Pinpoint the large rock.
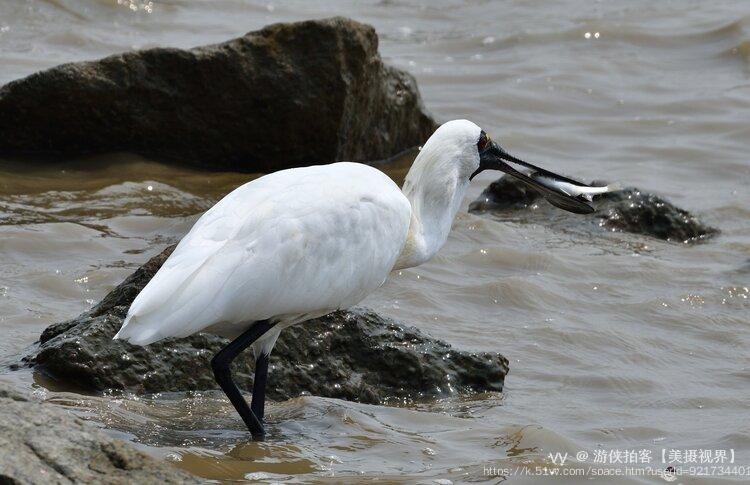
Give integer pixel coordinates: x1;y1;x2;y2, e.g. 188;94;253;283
469;176;717;243
0;386;198;484
20;245;508;404
0;17;437;171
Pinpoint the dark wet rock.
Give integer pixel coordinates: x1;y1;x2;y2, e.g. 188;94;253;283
469;176;542;211
595;189;718;243
469;176;717;243
22;245;508;404
0;386;198;484
0;17;436;171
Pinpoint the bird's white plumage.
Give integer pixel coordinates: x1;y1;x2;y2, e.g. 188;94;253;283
114;120;512;358
114;162;411;350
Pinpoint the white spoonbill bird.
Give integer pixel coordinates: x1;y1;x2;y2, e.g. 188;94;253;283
114;119;604;437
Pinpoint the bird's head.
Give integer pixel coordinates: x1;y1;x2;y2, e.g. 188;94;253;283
417;119;595;214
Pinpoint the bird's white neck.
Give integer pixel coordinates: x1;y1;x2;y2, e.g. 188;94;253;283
394;145;473;270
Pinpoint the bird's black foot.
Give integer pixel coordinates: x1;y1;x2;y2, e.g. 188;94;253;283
211;320;274;439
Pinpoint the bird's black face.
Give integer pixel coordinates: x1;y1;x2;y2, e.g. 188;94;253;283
470;130;595;214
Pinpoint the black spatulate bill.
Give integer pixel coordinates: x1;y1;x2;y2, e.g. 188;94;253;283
471;141;595;214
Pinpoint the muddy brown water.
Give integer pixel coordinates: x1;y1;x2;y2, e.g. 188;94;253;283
1;1;749;483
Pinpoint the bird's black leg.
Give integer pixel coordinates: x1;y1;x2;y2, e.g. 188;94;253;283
251;353;269;422
211;320;274;439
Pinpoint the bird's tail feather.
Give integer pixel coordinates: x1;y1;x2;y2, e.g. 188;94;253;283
113;316;163;346
112;243;242;347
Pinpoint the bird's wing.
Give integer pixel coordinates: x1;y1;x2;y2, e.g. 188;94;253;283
115;163;411;345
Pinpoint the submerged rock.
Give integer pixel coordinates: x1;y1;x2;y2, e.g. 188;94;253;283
22;245;508;404
0;17;436;171
596;189;718;242
469;176;717;243
0;385;198;484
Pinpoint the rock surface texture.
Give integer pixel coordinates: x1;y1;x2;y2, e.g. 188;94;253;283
22;245;509;404
0;17;437;171
0;386;198;484
469;176;717;243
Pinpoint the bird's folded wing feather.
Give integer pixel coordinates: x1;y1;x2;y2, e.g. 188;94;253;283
115;163;411;345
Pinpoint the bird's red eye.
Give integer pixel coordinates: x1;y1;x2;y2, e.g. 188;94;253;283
477;130;490;152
